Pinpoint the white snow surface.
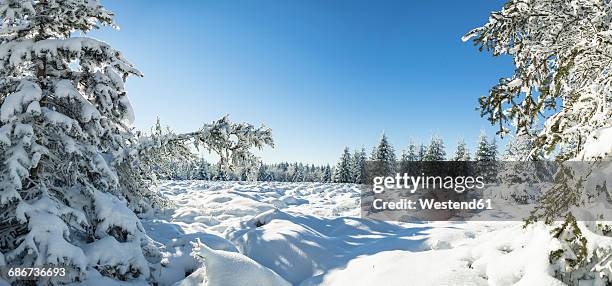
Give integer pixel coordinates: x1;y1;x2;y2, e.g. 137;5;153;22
132;181;567;286
192;242;291;286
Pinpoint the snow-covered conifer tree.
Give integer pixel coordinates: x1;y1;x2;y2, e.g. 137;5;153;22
286;163;297;182
0;1;274;283
292;163;305;182
450;138;472;178
257;164;271;181
417;143;427;162
302;164;312;182
0;1;151;282
321;165;332;183
474;131;498;182
399;142;419;175
422;136;446;176
195;158;211;180
332;147;353;183
277;162;289;182
399;150;410;173
308;164;320;182
403;142;419;162
487;136;498;161
424;136;446;161
351;148;366;184
370;133;396;176
465;0;612;281
453;138;471;161
475;131;491;161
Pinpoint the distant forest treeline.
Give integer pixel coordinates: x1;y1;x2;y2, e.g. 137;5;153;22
158;131;532;183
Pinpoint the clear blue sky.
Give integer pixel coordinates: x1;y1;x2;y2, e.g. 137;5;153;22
90;0;511;165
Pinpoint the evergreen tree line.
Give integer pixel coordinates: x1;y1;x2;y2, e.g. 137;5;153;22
331;132;502;183
160;159;335;183
161;131;528;185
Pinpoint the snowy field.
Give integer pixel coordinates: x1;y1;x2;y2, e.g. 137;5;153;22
118;181;568;286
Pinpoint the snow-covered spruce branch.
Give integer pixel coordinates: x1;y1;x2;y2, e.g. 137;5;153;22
118;115;274;172
165;115;273;168
463;0;612;161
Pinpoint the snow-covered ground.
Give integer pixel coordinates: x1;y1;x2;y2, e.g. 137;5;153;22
141;181;564;286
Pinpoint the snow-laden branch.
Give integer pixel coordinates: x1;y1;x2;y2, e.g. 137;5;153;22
119;115;274;171
463;0;612;161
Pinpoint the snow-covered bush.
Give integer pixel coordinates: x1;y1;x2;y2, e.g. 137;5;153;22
0;0;273;284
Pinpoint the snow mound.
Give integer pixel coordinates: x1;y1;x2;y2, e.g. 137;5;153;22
151;181;569;286
67;269;149;286
142;219;237;286
193;241;291;286
300;249;486;286
226;209;461;284
146;181;364;285
83;236;150;279
300;223;564;286
171;267;208;286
